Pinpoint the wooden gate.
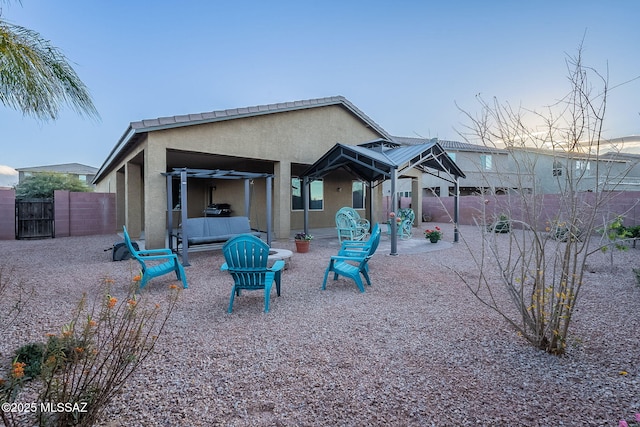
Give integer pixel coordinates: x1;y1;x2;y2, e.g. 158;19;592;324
15;198;55;239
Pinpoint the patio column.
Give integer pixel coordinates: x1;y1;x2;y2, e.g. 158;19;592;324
412;178;422;226
244;179;251;217
273;161;291;240
125;162;143;238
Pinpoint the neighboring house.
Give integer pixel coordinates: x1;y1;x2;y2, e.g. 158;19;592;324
93;96;397;249
16;163;97;186
595;151;640;191
508;146;640;194
390;136;640;201
388;137;534;197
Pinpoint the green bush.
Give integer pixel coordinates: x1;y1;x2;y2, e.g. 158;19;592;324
15;172;92;199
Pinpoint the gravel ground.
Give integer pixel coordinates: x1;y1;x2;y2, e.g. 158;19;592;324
1;223;639;426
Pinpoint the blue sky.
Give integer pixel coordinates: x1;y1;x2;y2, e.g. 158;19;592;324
1;1;639;185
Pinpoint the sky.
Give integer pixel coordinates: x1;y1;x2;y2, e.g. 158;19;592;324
1;0;639;186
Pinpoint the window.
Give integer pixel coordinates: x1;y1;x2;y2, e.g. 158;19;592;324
552;160;563;177
447;152;456;162
292;178;324;210
78;175;87;182
352;181;365;209
575;160;591;171
480;155;492;170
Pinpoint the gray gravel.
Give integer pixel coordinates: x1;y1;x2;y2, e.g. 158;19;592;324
1;223;639;426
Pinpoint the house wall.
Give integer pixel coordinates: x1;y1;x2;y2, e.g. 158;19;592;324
422;150;533;196
140;105;380;248
509;149;639;194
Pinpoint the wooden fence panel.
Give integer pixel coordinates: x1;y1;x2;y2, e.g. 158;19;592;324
15;198;55;239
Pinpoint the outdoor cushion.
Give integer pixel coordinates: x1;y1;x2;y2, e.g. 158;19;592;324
182;217;260;245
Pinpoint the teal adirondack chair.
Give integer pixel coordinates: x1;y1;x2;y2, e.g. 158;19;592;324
338;223;380;258
335;207;370;242
123;226;188;290
322;223;381;293
221;234;285;313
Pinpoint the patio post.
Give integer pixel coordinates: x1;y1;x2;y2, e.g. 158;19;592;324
454;177;460;243
266;175;272;245
390;168;398;256
180;169;190;266
166;174;173;251
244;178;250;217
303;176;309;235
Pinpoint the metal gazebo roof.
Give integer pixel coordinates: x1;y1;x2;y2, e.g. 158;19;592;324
302;139;465;182
301;139;465;254
163;168;274;180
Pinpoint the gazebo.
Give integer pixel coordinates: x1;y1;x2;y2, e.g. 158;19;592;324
301;138;466;255
163;168;274;265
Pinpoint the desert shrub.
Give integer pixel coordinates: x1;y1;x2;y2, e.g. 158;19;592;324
453;45;637;355
0;277;181;426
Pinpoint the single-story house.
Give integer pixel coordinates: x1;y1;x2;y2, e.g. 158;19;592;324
93;96;464;249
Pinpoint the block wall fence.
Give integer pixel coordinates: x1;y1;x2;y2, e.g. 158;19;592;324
421;191;640;230
0;189;116;240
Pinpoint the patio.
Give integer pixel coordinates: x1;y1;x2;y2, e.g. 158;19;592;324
0;223;638;426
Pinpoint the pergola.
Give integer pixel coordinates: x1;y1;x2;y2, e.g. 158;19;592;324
163;168;274;266
301;139;466;255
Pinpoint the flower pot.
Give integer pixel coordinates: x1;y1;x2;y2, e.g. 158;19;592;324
429;237;440;243
295;240;310;253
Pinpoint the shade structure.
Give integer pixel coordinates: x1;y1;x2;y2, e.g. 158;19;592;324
302;139;465;254
163;168;274;266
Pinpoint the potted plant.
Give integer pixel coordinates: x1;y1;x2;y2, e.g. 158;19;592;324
424;227;442;243
294;232;313;253
488;213;511;233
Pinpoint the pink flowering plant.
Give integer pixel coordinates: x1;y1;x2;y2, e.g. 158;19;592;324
424;226;442;241
619;413;640;427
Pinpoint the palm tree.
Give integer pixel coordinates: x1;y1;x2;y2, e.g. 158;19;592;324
0;2;99;120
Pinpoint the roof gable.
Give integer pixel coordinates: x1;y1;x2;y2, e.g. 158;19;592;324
302;139;466;183
94;96;390;183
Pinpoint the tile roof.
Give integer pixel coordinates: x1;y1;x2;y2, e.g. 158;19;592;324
129;96;390;138
392;136;503;153
95;96;391;183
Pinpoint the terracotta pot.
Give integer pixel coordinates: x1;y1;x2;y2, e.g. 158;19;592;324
295;239;310;253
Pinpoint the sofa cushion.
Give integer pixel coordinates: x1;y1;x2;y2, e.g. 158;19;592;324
182;217;260;245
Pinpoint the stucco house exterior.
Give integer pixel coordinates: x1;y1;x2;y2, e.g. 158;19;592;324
507;146;640;194
93;96;402;249
384;137;535;200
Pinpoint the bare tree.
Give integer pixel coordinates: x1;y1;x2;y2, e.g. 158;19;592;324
453;45;637;355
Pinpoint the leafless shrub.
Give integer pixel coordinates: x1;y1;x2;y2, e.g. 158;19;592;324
451;45;638;355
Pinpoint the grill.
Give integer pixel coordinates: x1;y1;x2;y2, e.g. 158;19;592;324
204;203;231;217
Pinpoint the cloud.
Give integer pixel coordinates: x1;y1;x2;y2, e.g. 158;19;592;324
0;165;18;187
